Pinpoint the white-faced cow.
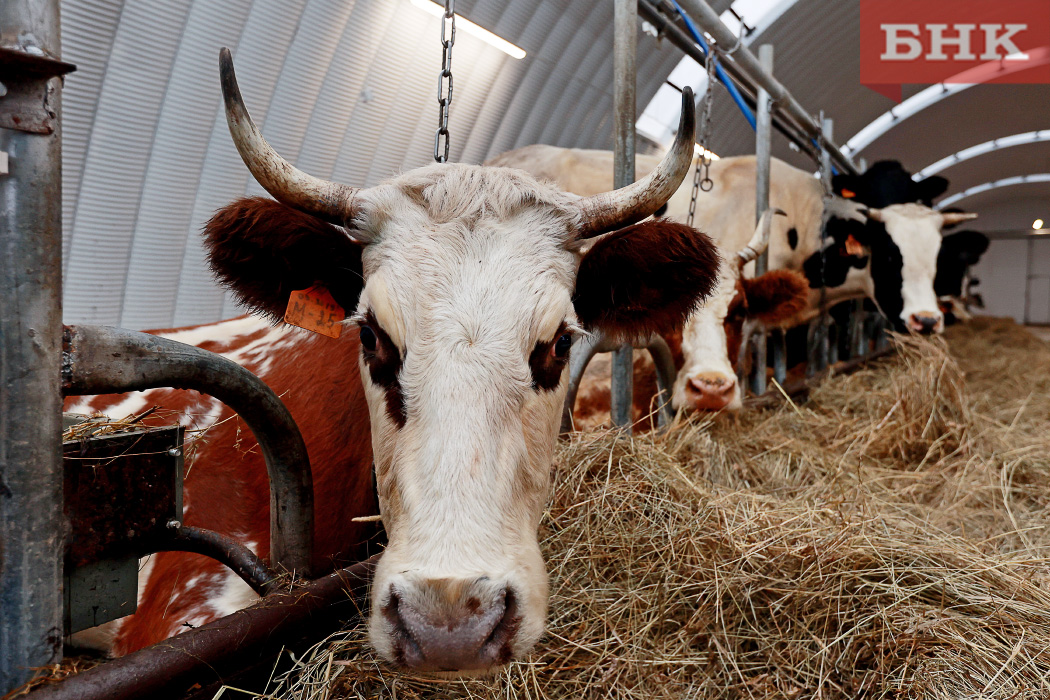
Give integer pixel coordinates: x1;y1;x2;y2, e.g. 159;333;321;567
66;50;720;674
487;147;976;412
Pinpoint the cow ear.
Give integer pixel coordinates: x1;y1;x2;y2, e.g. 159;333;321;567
204;197;365;321
914;175;949;205
573;220;721;341
741;270;809;325
941;230;990;266
832;173;861;199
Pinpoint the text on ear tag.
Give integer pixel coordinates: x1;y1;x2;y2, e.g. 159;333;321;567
284;285;345;338
844;234;865;257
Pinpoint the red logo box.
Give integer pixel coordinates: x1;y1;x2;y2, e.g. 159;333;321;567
860;0;1050;101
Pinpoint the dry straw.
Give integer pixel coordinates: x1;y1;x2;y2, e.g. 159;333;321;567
231;318;1050;699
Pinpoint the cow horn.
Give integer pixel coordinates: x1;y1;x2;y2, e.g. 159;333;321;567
864;207;884;222
737;208;787;268
219;48;361;227
942;211;978;225
574;88;696;239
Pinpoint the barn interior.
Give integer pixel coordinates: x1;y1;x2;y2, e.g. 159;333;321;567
3;0;1050;698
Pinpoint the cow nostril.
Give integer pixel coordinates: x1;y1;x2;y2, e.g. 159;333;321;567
909;314;941;335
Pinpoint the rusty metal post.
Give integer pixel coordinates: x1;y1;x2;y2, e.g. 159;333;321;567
610;0;637;433
61;325;314;576
748;44;774;396
0;0;66;691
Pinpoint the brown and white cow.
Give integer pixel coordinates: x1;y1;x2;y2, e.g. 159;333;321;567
487;146;975;411
67;50;720;674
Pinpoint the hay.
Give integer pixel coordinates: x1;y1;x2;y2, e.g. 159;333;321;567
229;317;1050;699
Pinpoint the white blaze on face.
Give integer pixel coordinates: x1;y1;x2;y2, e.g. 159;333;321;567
876;203;946;333
353;166;580;671
673;256;742;412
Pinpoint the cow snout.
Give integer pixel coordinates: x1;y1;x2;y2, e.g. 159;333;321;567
684;372;737;411
383;580;520;673
908;312;942;335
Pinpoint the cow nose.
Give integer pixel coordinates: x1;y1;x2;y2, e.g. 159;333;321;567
685;372;736;411
908;313;941;335
383;582;519;672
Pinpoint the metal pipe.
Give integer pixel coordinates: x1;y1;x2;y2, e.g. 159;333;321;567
771;328;787;385
673;0;859;175
849;299;866;358
0;0;65;691
159;525;277;597
561;333;604;435
643;336;677;428
60;324;314;576
611;0;637;433
748;43;773;397
637;0;822;163
25;557;377;700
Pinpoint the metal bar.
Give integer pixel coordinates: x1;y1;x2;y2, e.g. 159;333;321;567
771;328;787;385
673;0;859;176
643;336;677;428
560;332;605;434
0;0;65;691
808;117;834;376
744;345;896;411
60;325;314;576
611;0;637;432
159;525;277;598
849;298;866;358
748;43;773;397
24;557;377;700
637;0;822;164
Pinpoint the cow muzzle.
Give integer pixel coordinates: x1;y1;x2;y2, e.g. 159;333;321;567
908;312;943;335
377;576;523;674
684;372;738;411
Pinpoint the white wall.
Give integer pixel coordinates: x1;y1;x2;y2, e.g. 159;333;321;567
972;237;1050;324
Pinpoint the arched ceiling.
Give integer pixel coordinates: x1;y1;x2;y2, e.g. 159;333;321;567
57;0;1048;329
703;0;1050;229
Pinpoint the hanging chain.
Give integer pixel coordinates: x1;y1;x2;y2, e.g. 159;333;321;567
687;45;718;226
433;0;456;163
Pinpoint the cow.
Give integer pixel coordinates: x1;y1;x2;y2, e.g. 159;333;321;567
934;229;990;324
487;147;976;411
65;49;720;675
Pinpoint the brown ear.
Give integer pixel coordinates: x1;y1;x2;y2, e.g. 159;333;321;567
204;197;364;321
740;269;809;325
573;220;721;341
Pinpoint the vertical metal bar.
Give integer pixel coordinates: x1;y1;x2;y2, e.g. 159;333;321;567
611;0;637;432
0;0;64;690
748;44;773;396
809;116;833;376
849;298;866;358
771;328;787;384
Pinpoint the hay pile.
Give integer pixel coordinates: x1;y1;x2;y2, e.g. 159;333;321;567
234;317;1050;700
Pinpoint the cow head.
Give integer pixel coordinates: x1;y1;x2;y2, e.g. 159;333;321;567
673;210;809;412
832;160;949;208
205;49;719;674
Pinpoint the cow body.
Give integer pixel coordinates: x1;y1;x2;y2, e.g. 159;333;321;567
66;316;379;654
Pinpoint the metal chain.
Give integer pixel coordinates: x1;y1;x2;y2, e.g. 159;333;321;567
687;46;717;227
433;0;456;163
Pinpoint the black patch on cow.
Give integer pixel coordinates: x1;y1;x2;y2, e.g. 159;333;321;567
361;312;406;429
802;216;869;289
832;161;949;208
529;325;570;392
935;230;990;297
865;223;907;332
787;227;798;250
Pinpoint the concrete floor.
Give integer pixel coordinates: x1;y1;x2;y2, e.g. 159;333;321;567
1025;325;1050;343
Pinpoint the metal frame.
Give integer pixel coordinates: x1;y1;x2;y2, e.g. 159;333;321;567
60;324;315;576
0;0;68;690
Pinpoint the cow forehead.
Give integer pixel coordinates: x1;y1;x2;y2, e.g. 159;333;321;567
879;203;943;250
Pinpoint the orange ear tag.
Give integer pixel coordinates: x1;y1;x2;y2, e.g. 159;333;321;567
284;285;345;338
840;188;857;199
844;234;865;257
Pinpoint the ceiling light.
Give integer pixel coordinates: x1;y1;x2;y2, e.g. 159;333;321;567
410;0;526;59
1034;219;1044;230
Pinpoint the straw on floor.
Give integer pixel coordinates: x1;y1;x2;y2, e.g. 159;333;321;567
227;316;1050;700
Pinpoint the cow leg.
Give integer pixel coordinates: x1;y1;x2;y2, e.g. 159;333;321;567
642;336;676;429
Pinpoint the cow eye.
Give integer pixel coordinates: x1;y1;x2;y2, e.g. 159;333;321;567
551;333;572;359
359;325;378;352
